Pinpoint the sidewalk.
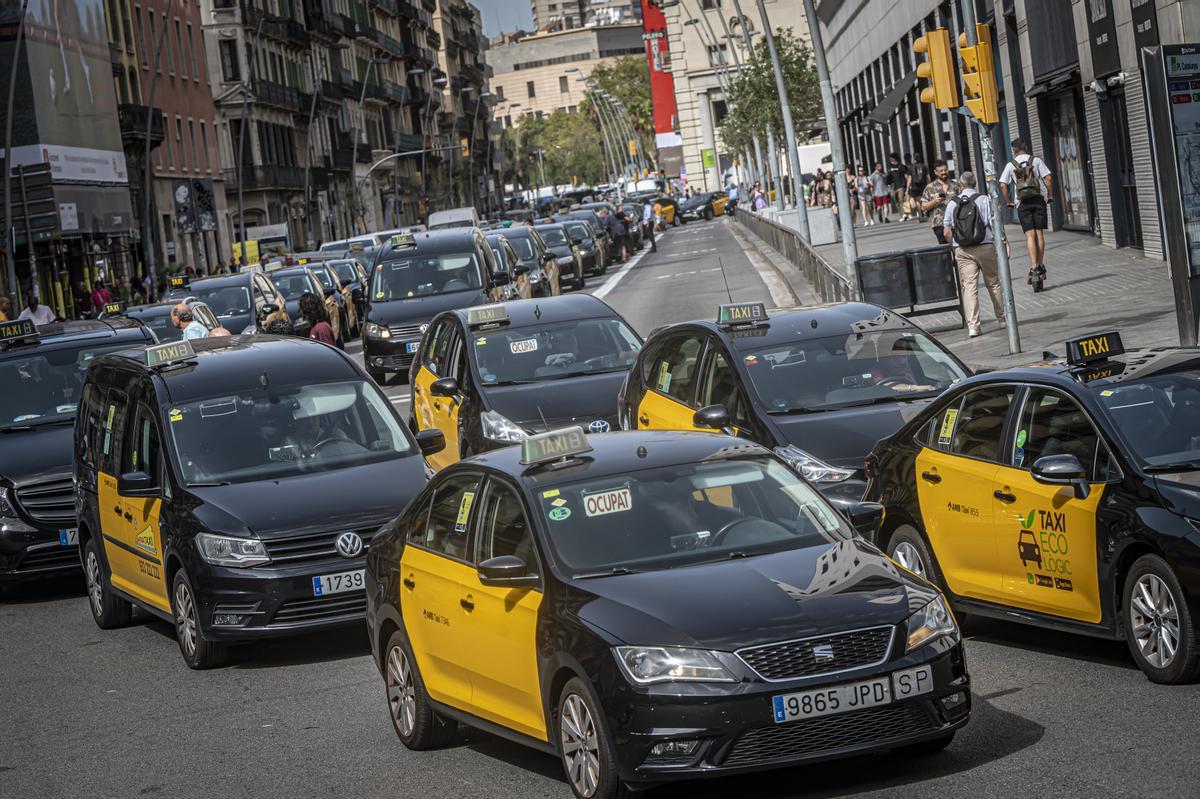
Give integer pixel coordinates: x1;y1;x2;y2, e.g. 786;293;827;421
735;213;1179;370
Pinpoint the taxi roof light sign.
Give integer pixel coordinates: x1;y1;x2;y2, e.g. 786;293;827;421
145;339;196;368
468;304;510;328
520;426;593;466
102;301;126;316
168;275;189;289
717;302;769;327
0;319;39;345
389;233;417;249
1066;331;1124;367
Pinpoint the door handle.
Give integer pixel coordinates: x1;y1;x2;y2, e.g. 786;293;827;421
112;505;122;515
638;415;649;427
123;512;133;522
402;577;415;590
460;596;475;611
433;401;441;411
920;470;941;484
413;385;421;394
993;489;1017;504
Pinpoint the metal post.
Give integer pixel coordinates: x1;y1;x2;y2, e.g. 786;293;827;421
467;93;491;210
350;58;387;233
2;0;29;302
729;0;773;192
594;93;626;187
605;97;638;186
586;87;621;187
802;0;858;293
959;3;1019;353
536;148;547;191
302;52;322;249
754;0;809;237
236;13;267;265
142;0;176;298
766;128;784;211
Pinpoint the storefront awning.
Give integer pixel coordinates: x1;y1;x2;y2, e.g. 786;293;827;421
865;72;917;131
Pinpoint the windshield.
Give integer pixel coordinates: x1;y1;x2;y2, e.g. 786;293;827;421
539;457;848;574
0;343;131;427
270;273;314;301
736;329;967;412
166;379;413;484
565;222;591;242
127;308;186;342
371;252;483;300
472;317;641;384
505;237;535;260
539;228;568;246
311;268;334;290
1092;371;1200;468
189;285;252;318
332;263;357;284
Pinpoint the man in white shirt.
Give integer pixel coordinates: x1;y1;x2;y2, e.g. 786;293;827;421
172;303;209;340
943;172;1006;338
998;138;1054;289
641;202;656;252
16;292;56;326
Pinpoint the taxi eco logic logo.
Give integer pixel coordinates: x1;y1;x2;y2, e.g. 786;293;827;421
1018;507;1074;592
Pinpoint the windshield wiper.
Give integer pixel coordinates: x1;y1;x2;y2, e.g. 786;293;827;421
573;566;641;579
765;406;830;416
187;481;231;487
485;378;538;386
543;368;625;380
0;415;75;432
1144;461;1200;473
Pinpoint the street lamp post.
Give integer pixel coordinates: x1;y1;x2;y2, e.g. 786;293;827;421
2;0;29;302
420;73;448;219
597;92;633;188
142;0;177;294
754;0;809;236
726;0;769;189
589;86;627;191
236;12;268;266
467;90;493;210
349;56;391;234
303;44;348;249
578;80;620;188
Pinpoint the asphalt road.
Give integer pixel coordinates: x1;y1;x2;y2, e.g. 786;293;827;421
4;219;1198;799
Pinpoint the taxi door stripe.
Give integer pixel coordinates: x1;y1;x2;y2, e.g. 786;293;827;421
101;533;162;566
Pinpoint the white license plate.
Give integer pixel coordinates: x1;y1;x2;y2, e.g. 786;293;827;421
406;342;420;354
771;664;933;724
311;569;365;596
59;528;78;547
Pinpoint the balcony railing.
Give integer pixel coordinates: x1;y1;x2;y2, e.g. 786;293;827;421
223;164;306;191
374;29;406;58
424;28;440;48
242;4;310;48
461;63;484;85
118;104;165;148
393;132;423;151
252;78;304;113
356;142;373;163
330;147;355;171
382;80;408;103
370;0;398;15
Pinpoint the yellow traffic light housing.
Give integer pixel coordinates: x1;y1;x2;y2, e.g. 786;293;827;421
460;137;470;157
913;29;958;109
958;24;999;124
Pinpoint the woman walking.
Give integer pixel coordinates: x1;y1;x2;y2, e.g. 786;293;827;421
299;292;336;346
856;167;873;226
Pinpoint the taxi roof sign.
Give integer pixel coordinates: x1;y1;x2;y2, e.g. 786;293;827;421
349;241;367;252
390;233;417;249
520;426;593;466
717;302;769;327
101;301;126;316
168;275;189;289
145;339;196;368
467;304;509;328
0;318;38;345
1066;331;1123;367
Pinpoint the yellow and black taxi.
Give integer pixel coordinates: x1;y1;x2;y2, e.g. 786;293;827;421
365;428;970;799
408;297;642;471
267;265;343;340
863;331;1200;684
363;230;510;384
117;299;222;342
165;272;290;336
558;218;607;277
678;191;729;222
0;318;154;587
618;302;970;507
75;335;443;667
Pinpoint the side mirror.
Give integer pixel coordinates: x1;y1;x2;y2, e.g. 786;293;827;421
415;428;445;457
477;555;539;588
323;287;335;298
693;403;731;431
430;376;459;397
262;303;280;317
845;501;885;541
117;471;157;497
540;252;556;265
491;270;511;287
513;263;531;277
1031;454;1091;499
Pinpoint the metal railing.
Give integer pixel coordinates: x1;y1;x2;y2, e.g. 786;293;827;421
734;211;854;303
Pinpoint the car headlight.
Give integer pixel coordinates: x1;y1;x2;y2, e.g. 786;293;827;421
774;445;855;483
480;410;528;443
905;595;959;652
365;322;391;339
241;323;257;335
0;486;35;533
195;532;270;568
614;646;737;685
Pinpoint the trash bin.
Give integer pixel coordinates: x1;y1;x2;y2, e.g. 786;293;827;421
855;251;911;309
909;244;958;304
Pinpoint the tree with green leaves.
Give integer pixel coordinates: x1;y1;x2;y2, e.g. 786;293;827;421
721;28;823;154
584;56;655;169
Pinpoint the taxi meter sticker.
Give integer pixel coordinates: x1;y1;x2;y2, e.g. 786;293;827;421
657;362;672;392
510;338;538;355
454;492;476;533
937;408;959;446
584;488;632;518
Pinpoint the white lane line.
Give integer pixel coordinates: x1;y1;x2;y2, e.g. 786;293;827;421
591;238;657;300
389;394;411;403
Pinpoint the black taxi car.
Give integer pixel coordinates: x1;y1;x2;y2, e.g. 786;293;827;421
409;297;642;471
119;299;222;341
864;331;1200;684
75;335;442;667
363;230;509;384
165;272;290;335
618;302;970;507
0;318;155;588
366;428;970;799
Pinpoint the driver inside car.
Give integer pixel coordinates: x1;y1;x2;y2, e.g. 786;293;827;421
283;386;368;460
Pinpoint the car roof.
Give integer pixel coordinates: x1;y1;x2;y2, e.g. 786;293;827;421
494;226;534;238
654;302;923;347
376;228;481;259
267;266;318;279
450;295;617;330
125;299;209;315
1;318;151;356
951;347;1200;392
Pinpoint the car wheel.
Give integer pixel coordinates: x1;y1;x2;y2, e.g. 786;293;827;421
385;630;458;749
172;567;228;669
576;273;586;291
886;525;946;589
704;209;713;221
557;676;639;799
83;538;131;629
1122;554;1200;684
892;732;955;756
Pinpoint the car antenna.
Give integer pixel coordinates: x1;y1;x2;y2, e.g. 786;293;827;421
718;256;733;303
537;405;549;431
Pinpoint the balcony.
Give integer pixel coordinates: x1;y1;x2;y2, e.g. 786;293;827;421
461;63;484;86
374;29;406;58
361;80;388;104
393;132;423;151
118;104;165;149
396;0;417;19
304;8;342;40
357;142;373;163
309;167;331;193
425;29;440;48
419;0;435;12
242;4;310;49
405;86;428;107
252;78;303;113
382;80;408;104
330;146;355;171
223;164;306;191
321;79;345;101
370;0;398;15
333;12;356;37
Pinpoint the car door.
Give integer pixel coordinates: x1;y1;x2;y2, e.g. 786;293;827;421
399;474;482;711
119;394;170;610
457;478;547;740
636;331;709;431
412;320;463;470
993;387;1111;623
694;343;753;439
913;385;1018;603
96;385;136;598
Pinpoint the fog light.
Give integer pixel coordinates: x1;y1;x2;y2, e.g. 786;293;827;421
213;614;247;626
372;357;384;366
649;740;698;756
939;691;966;710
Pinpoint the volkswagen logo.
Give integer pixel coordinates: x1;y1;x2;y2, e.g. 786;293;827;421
588;419;611;434
335;531;364;559
812;643;835;665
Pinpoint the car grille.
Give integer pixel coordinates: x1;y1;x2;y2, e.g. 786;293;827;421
388;323;424;337
14;547;79;572
272;593;367;624
15;478;76;525
260;525;381;565
720;703;936;768
737;626;894;681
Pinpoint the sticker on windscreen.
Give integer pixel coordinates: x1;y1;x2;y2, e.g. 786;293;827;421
584;487;632;517
937;408;959;446
657;362;672;392
454;491;475;533
548;507;571;521
510;338;538;354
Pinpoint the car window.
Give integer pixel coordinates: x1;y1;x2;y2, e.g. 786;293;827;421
423;319;454;376
123;405;161;484
931;386;1016;462
1015;388;1114;481
472;317;641;384
78;382;105;468
99;389;129;475
476;481;539;576
414;474;482;560
695;348;750;428
649;333;704;405
505;236;535;260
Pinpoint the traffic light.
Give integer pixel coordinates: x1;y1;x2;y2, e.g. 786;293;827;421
460;137;470;157
958;24;999;124
913;29;958;109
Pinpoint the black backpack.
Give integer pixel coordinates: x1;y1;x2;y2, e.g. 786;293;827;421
952;194;988;246
911;161;929;187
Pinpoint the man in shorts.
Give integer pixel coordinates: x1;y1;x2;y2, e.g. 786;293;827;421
999;138;1053;288
869;162;891;223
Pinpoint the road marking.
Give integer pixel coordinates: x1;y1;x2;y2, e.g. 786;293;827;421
591;237;658;300
726;222;800;307
389;394;411;403
655;267;722;280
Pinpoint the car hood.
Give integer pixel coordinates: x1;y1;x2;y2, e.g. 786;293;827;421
770;399;934;468
546;244;573;258
187;456;426;539
367;289;488;326
573;539;936;650
0;423;74;486
483;371;627;432
1151;475;1200;521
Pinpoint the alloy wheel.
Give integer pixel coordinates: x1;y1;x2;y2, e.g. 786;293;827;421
86;550;103;617
560;693;600;798
1130;574;1180;668
174;581;198;657
892;541;927;578
387;645;417;737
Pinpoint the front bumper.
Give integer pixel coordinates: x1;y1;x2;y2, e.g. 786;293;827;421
364;334;421;374
606;640;969;785
0;523;80;583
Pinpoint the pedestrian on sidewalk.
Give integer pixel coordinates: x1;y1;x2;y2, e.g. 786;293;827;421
869;162;890;224
919;160;959;243
642;201;657;252
999;138;1053;290
886;154;909;221
908;154;929;219
727;182;739;217
854;167;872;226
751;182;768;211
943;171;1006;338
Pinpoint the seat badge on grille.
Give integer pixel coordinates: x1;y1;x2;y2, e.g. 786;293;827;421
335;532;364;558
812;643;835;664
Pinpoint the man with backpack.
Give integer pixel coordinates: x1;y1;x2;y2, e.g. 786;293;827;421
943;171;1006;338
999;138;1054;291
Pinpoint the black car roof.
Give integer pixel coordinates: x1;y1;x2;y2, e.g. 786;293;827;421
657;302;922;348
949;347;1200;392
494;226;535;239
377;229;481;258
1;318;150;357
268;266;318;279
451;295;617;329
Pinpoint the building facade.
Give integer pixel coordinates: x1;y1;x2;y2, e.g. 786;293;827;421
433;0;496;210
530;0;640;32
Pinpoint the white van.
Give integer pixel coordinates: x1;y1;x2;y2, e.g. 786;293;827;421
427;207;481;230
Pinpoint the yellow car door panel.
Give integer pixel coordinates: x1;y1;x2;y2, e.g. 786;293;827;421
399;546;476;709
412;320;462;470
98;471;136;597
636;332;705;430
126;495;169;610
638;389;705;431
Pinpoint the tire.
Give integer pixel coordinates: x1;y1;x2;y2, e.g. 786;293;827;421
171;567;228;669
885;525;946;590
892;732;955;756
384;630;458;749
704;209;713;221
1122;554;1200;684
83;537;132;629
557;676;638;799
576;273;586;291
